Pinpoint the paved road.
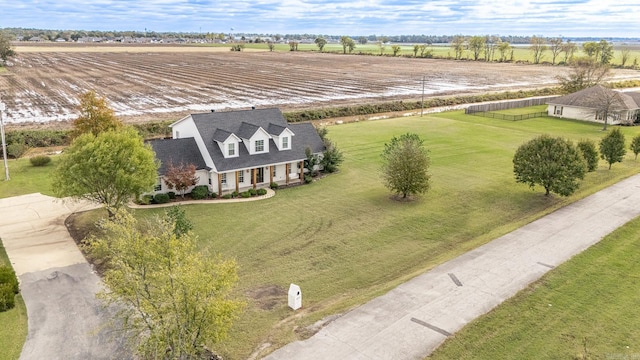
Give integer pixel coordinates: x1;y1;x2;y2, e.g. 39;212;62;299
265;173;640;360
0;193;127;359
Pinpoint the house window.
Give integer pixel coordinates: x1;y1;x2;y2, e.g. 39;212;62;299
282;137;289;149
255;139;264;152
238;171;244;183
554;106;563;115
154;183;162;192
228;143;235;156
221;173;227;184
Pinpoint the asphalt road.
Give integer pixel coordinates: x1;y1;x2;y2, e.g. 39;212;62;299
265;173;640;360
0;193;128;359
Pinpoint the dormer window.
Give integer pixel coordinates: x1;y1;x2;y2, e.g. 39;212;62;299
255;139;264;152
282;136;289;149
228;143;235;156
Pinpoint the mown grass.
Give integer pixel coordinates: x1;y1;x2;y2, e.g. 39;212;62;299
88;111;640;359
491;104;548;115
0;242;28;360
0;157;58;199
427;214;640;360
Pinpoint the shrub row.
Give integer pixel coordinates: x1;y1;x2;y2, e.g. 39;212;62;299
0;265;19;312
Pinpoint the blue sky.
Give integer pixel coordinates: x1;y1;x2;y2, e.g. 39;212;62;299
1;0;639;37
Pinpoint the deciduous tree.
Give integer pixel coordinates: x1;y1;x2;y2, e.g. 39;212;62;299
53;127;158;217
549;37;563;65
561;40;577;64
71;90;122;138
451;35;465;60
314;37;327;52
577;139;599;172
529;35;548;64
391;45;401;57
513;135;586;196
163;161;199;198
599;128;626;169
468;35;485;61
498;41;512;62
380;133;431;199
340;36;356;54
556;57;610;94
86;210;243;359
0;33;16;65
620;48;631;67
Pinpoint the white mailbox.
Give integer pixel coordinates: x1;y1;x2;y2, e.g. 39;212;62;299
288;283;302;310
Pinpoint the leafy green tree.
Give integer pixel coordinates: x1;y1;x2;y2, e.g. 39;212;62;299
165;205;193;238
0;33;16;65
380;133;431;199
317;128;343;173
513;135;586;196
71;90;122;138
620;48;631;67
497;41;511;62
53;128;158;217
391;45;401;56
597;39;614;64
561;40;578;63
631;135;640;160
468;35;485;61
413;44;420;57
340;36;356;54
529;35;548;64
577;139;599;172
582;41;599;59
451;35;465;60
599;128;626;169
314;37;327;52
87;211;243;359
377;41;386;55
358;36;368;45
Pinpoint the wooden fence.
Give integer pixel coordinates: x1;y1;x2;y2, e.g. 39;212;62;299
467;111;549;121
465;96;558;114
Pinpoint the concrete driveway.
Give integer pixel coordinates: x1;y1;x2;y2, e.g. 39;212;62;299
265;173;640;360
0;193;127;359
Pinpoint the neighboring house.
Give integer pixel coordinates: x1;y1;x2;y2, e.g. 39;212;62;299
148;108;325;196
547;85;640;125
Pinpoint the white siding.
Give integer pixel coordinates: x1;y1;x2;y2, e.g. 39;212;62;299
171;116;216;170
248;129;271;154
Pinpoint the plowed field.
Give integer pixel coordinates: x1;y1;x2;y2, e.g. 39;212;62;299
1;44;638;126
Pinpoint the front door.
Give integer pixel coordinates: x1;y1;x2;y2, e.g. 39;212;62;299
253;168;264;184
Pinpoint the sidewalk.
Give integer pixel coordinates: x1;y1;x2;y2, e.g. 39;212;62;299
265;173;640;360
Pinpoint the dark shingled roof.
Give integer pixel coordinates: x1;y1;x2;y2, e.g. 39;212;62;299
184;108;325;172
148;137;208;175
548;85;640;110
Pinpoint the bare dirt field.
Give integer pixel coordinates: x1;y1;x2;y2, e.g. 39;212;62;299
1;43;639;128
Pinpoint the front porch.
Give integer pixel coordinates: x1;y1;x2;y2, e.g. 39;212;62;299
214;161;305;196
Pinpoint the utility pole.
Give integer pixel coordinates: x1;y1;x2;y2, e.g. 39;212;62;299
420;76;426;117
0;101;9;181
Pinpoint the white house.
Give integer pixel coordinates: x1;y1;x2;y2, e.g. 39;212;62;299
547;85;640;125
148;108;325;196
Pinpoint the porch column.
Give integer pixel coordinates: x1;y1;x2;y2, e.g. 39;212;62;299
269;165;274;184
235;171;239;193
217;173;222;197
285;163;290;185
299;161;304;181
252;168;257;189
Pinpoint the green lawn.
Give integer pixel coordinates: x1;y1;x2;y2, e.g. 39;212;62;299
428;214;640;359
491;104;548;115
109;111;640;358
0;242;27;360
0;157;58;199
